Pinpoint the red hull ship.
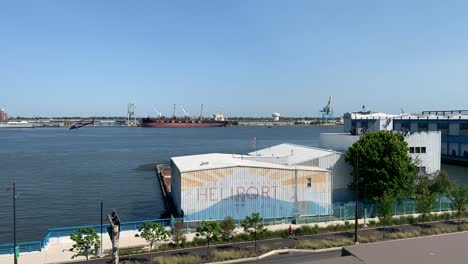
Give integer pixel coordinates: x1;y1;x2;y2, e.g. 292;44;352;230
142;105;236;128
141;117;228;128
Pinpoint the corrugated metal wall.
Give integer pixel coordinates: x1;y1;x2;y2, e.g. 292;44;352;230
175;166;332;221
298;154;353;202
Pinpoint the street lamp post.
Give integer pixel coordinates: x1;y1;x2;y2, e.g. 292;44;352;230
7;183;19;264
354;156;359;244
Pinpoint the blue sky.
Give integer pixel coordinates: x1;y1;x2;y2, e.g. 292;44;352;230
1;1;468;117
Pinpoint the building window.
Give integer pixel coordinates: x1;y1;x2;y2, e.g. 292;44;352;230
460;123;468;130
418;166;426;174
409;147;415;153
306;178;312;188
421;147;426;153
418;122;428;132
401;121;410;131
416;147;421;153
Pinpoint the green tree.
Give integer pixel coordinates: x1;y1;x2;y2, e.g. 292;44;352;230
220;217;236;242
172;221;186;247
135;222;168;260
196;221;221;255
70;227;100;262
415;187;436;233
378;191;395;237
429;171;452;195
345;131;417;201
241;212;266;253
449;184;468;229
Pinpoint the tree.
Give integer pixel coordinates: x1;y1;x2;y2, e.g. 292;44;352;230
378;191;395;237
429;170;452;195
415;187;436;233
135;222;168;261
196;221;221;256
220;217;236;242
449;184;468;230
345;131;417;202
241;212;266;253
70;227;100;262
172;221;186;247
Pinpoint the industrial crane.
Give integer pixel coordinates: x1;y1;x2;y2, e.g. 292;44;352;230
180;106;190;118
320;96;334;123
151;104;162;117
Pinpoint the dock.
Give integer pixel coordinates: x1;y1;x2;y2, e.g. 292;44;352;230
155;164;178;217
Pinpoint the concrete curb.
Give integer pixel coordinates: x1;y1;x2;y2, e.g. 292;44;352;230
207;247;342;264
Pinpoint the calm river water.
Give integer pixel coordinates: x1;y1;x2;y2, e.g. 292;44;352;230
0;126;466;243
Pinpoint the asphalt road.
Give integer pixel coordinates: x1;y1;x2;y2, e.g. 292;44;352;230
73;219;465;264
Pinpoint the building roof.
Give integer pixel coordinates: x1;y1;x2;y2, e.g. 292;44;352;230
171;153;330;173
341;232;468;264
248;143;341;165
345;112;397;119
393;113;468;120
346;111;468;121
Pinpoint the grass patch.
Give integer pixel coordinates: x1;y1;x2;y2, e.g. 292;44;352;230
260;245;273;253
295;238;353;250
358;235;380;243
153;254;202;264
210;250;254;262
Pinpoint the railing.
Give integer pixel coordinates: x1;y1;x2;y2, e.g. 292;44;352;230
0;218;171;255
0;241;42;255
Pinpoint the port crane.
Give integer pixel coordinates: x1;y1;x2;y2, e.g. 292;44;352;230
151;104;162;118
320;96;334;123
180;106;190;118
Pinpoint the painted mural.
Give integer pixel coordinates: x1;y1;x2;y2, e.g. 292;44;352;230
181;167;332;221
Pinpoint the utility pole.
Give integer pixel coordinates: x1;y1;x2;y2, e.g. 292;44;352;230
354;154;359;244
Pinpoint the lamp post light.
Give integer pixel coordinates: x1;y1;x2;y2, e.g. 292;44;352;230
354;155;359;244
7;183;20;264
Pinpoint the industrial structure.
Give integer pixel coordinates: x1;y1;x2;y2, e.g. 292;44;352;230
0;107;8;122
170;153;332;221
272;113;280;122
127;102;136;126
320;96;334;123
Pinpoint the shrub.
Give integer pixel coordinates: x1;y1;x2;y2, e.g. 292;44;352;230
407;215;416;224
154;254;202;264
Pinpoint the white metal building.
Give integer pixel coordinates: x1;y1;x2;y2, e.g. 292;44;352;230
322;112;442;174
248;143;352;201
171;153;332;221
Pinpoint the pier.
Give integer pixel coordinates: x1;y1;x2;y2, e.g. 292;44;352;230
155;164;177;217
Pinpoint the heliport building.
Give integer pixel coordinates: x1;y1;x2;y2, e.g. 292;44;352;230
171;153;332;221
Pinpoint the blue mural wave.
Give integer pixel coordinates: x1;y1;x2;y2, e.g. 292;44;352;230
184;195;328;221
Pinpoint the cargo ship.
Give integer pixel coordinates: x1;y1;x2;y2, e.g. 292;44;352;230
141;104;235;128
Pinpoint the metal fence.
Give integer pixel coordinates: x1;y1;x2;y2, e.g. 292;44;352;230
329;196;453;221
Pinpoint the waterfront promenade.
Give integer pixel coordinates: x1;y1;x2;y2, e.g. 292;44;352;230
0;213;463;264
